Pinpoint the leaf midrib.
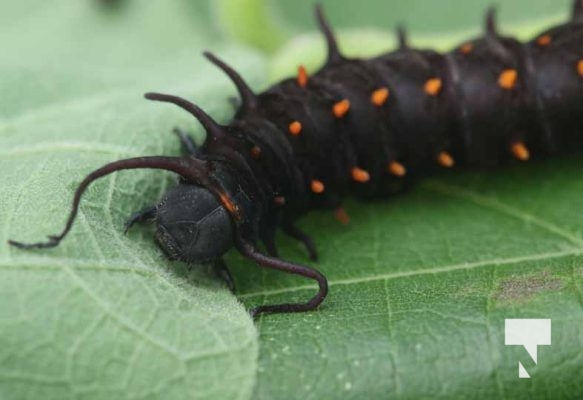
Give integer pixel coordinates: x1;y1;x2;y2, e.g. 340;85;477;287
423;181;583;246
239;248;583;299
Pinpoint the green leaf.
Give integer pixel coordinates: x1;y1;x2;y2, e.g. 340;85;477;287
265;0;569;35
236;160;583;399
0;1;265;399
215;0;286;53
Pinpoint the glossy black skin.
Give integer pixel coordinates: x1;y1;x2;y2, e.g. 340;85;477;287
10;2;583;317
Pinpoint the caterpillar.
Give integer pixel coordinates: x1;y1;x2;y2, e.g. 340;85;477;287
9;2;583;317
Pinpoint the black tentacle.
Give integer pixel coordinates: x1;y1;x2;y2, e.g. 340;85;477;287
236;234;328;317
573;0;583;22
396;25;408;49
144;92;227;143
9;156;208;249
204;51;258;113
484;6;498;37
314;4;343;65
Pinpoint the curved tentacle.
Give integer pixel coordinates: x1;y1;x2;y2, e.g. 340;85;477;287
144;92;227;143
8;156;208;249
204;51;257;113
235;234;328;317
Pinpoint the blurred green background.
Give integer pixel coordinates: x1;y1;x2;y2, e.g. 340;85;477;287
1;1;581;400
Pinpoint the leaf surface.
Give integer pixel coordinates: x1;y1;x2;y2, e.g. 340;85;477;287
0;1;265;399
236;160;583;399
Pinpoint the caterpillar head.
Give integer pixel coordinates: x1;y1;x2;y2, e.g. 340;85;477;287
154;183;233;263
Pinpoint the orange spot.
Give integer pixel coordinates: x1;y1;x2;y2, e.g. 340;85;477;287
577;60;583;77
332;99;351;118
249;145;261;159
537;35;552;46
424;78;442;96
288;121;302;136
274;196;286;206
371;87;390;106
511;141;530;161
297;65;308;88
311;180;325;194
218;192;238;215
498;69;518;90
460;43;473;54
334;207;350;225
351;167;370;183
437;151;455;168
387;161;406;177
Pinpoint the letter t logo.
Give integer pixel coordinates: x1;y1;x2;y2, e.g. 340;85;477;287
505;319;551;378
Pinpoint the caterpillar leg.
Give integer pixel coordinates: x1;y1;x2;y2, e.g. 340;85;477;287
283;224;318;261
213;258;236;293
228;96;240;111
172;127;200;156
260;225;280;258
123;205;157;233
236;236;328;318
262;236;279;258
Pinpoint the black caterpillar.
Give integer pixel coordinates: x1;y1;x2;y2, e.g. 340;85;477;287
9;2;583;317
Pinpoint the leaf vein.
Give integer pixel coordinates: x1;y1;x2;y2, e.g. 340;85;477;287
60;264;182;358
239;248;583;299
423;180;583;246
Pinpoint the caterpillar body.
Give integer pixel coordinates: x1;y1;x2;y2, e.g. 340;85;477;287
10;2;583;317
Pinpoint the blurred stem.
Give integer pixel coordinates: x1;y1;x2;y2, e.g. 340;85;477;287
215;0;286;53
